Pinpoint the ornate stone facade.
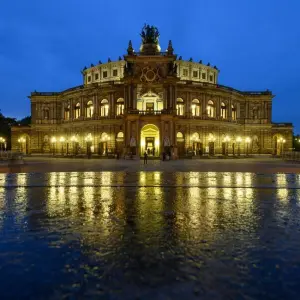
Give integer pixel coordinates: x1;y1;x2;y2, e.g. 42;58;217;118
12;26;293;157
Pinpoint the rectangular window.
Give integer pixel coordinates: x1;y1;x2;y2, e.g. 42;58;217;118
87;76;91;82
103;71;108;78
183;69;188;77
95;73;99;80
113;69;118;76
209;75;213;82
193;71;198;78
202;73;206;80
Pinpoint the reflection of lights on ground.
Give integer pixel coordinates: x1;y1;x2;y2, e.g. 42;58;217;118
84;172;94;186
277;188;288;201
101;172;112;185
189;172;199;185
50;173;57;186
244;173;252;186
276;174;287;186
235;173;243;185
139;172;146;185
222;172;232;186
58;172;66;186
70;172;78;186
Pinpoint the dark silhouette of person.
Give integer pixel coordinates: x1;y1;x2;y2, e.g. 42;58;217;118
147;148;150;156
144;151;148;164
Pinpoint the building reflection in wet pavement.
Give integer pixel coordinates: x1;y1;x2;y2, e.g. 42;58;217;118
0;172;300;299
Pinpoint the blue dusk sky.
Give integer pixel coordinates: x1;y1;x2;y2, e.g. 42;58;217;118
1;0;299;131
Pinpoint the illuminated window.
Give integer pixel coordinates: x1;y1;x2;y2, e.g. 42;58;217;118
75;103;81;119
176;132;184;141
232;105;237;120
193;71;198;78
191;99;201;116
220;102;227;119
116;98;124;116
100;99;109;116
103;71;108;78
64;105;70;120
207;100;215;118
116;132;124;141
202;73;206;79
176;98;184;116
183;69;188;76
113;69;118;76
86;101;94;118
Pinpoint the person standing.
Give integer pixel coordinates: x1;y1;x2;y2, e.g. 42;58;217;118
144;151;148;164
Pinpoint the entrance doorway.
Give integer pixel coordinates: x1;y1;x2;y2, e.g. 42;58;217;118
140;124;160;157
145;137;155;156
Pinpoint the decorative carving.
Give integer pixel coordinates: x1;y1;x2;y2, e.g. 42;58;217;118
140;66;161;83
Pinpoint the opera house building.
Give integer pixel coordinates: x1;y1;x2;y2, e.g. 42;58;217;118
12;25;293;158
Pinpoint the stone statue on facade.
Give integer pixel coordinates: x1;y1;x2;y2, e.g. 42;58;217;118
140;24;160;44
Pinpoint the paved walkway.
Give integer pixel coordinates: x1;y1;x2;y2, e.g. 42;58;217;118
0;156;300;173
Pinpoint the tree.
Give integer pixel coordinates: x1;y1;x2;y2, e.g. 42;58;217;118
17;116;31;125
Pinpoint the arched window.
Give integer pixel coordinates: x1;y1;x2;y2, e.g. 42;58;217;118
116;98;124;116
207;100;215;118
220;102;227;119
100;99;109;117
64;105;70;120
86;101;94;118
101;132;109;141
176;98;184;116
191;132;200;141
232;105;237;121
176;132;184;141
43;108;49;119
191;99;201;117
74;103;81;119
116;132;124;141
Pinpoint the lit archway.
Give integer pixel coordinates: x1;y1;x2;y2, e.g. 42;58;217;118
140;124;160;156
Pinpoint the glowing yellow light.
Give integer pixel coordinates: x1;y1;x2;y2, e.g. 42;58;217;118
70;135;77;142
51;137;57;143
85;134;92;142
236;136;242;143
155;140;159;147
59;136;65;142
245;137;251;143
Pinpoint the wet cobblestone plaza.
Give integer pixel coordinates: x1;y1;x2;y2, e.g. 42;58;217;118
1;171;300;299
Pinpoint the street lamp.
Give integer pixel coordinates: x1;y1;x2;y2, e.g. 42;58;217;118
85;134;93;158
51;137;57;156
245;137;251;156
59;136;65;156
236;136;242;156
18;137;26;153
0;137;6;151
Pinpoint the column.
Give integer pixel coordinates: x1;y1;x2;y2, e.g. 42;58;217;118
132;85;136;110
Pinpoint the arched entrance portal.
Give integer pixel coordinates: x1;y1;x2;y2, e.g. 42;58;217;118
140;124;160;157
